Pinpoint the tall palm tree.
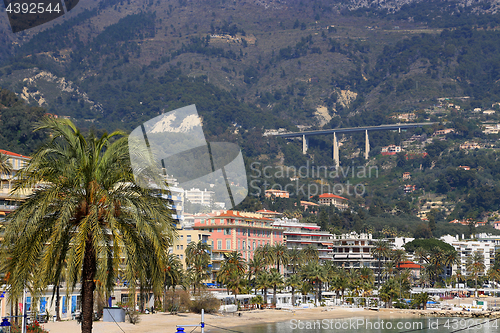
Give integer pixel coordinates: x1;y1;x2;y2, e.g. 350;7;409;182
371;239;390;288
255;270;272;306
286;273;302;306
288;247;304;274
255;244;276;268
2;118;176;333
217;251;247;305
444;249;460;278
0;153;12;174
429;247;446;286
164;253;182;312
466;251;485;298
268;268;283;305
273;243;289;274
302;261;327;305
185;240;211;294
414;247;428;286
248;256;265;294
303;244;319;262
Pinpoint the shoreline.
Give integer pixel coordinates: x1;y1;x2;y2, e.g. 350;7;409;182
40;298;500;333
41;307;423;333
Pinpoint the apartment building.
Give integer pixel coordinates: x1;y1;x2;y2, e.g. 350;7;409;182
331;232;377;270
192;210;284;280
318;193;348;210
273;217;333;261
171;228;211;270
441;235;496;276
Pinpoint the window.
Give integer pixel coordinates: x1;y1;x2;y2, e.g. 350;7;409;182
218;228;222;233
252;241;255;250
226;239;231;250
217;239;222;250
224;229;231;235
180;245;183;250
187;235;191;243
180;254;183;260
243;241;246;250
180;235;184;240
238;239;241;250
176;245;180;250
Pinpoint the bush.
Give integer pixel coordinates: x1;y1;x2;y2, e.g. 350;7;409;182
189;292;220;314
164;289;192;313
10;321;49;333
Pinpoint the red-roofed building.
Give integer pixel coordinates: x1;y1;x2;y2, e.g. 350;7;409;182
398;261;423;279
0;149;31;216
494;221;500;230
265;189;290;198
318;193;348;210
300;200;319;210
193;210;284;281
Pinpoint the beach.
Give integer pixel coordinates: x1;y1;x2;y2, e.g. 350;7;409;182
41;307;421;333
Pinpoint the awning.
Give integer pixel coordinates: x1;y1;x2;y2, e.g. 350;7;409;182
0;212;5;216
334;254;347;259
349;254;362;258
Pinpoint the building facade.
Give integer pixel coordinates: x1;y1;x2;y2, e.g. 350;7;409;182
273;218;333;261
192;210;284;280
318;193;348;210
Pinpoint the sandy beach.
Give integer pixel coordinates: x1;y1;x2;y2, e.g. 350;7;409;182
40;307;421;333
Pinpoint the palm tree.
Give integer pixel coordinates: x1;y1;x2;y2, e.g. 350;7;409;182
444;249;460;278
288;247;304;274
248;256;265;294
164;254;182;312
2;118;176;333
273;243;289;274
303;244;319;262
414;247;428;286
268;268;283;305
286;273;302;306
255;244;276;268
185;240;211;294
255;271;272;306
429;247;446;286
466;251;485;298
217;251;247;306
0;153;12;174
331;270;349;304
379;278;398;308
371;239;390;288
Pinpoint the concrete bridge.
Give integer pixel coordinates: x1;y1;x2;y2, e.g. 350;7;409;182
272;123;437;167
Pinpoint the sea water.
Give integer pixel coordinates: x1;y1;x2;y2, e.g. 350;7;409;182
207;316;499;333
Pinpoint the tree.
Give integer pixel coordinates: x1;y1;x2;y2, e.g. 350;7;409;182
379;278;398;308
303;244;319;262
268;268;283;305
466;251;485;298
255;271;272;305
217;251;247;307
2;118;176;333
288;247;304;274
286;273;302;306
272;243;289;273
0;153;12;174
371;239;390;287
185;240;211;294
255;244;276;268
164;254;183;312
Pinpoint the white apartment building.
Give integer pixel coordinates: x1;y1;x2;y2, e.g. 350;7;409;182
440;234;496;276
185;188;215;206
273;218;333;261
331;232;377;270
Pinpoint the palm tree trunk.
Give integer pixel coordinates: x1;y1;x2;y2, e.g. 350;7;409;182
263;289;267;305
273;285;277;305
81;237;96;333
56;285;61;321
291;287;295;306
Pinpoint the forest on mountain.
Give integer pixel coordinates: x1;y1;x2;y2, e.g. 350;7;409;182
2;0;500;237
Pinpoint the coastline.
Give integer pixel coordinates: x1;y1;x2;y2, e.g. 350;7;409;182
42;307;422;333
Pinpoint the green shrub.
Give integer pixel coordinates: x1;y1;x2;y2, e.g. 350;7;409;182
189;292;220;314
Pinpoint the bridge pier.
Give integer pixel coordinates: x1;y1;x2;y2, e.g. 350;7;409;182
302;135;309;155
333;132;339;168
365;130;370;160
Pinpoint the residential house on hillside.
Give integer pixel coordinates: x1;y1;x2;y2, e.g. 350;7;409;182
381;145;401;155
318;193;348;210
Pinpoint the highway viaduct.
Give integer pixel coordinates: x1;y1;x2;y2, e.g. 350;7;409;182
271;123;437;168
